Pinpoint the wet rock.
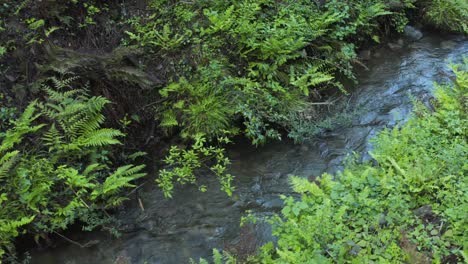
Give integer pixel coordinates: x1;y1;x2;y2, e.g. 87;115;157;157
350;245;362;257
361;152;374;163
359;111;379;125
378;214;388;227
397;38;405;46
373;47;386;58
359;49;372;61
264;172;282;181
114;253;132;264
141;219;159;233
388;42;403;51
215;227;226;236
251;183;262;193
233;200;248;209
403;25;423;41
261;198;284;210
440;40;457;50
195;203;205;211
300;144;309;152
414;205;433;218
420;93;436;112
319;141;329;157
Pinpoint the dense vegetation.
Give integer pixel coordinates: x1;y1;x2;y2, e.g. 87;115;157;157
0;74;146;260
0;0;467;262
253;60;468;263
198;59;467;264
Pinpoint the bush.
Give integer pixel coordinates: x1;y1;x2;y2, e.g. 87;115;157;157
125;0;420;195
424;0;468;33
0;74;146;260
255;60;467;263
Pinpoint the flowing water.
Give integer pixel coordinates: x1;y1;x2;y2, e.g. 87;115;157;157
30;32;467;264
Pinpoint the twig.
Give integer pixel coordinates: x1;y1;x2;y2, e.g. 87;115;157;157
54;231;99;248
309;101;334;105
138;198;145;212
126;182;146;197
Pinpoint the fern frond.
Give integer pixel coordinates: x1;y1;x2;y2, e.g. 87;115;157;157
78;128;124;147
0;151;19;179
48;76;79;91
289;176;324;196
82;163;106;176
90;164;146;200
43;84;82;102
0;102;44;153
86;96;109;113
42;125;64;150
127;151;147;161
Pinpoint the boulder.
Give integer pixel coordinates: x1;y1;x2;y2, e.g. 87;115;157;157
403;25;423;41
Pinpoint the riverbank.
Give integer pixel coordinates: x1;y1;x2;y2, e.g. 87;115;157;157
27;32;467;264
1;1;467;262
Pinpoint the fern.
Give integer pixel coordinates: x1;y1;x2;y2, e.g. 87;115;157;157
78;128;123;147
0;73;147;258
0;151;19;180
39;78;123;154
0;102;44;153
91;164;146;206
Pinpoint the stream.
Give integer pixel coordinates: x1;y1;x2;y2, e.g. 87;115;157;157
30;32;467;264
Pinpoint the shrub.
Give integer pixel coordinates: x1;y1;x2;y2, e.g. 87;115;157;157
255;60;467;263
127;0;417;195
0;75;146;259
424;0;468;33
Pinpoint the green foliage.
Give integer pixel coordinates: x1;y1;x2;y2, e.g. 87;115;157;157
255;60;468;263
424;0;468;33
0;75;146;260
159;76;235;139
157;134;234;198
0;46;6;58
0;94;17;136
122;0;456;198
126;0;408;147
287;104;361;143
190;249;237;264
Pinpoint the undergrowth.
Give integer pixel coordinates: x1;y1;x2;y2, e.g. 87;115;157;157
242;60;467;263
0;74;145;260
0;1;467;261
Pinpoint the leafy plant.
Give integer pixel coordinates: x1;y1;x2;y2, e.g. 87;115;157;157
254;60;468;263
157;134;234;198
424;0;468;33
0;74;146;259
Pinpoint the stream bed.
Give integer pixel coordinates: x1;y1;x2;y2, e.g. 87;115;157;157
30;32;467;264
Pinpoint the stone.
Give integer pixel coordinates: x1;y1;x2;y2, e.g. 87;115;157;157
350;245;362;256
373;47;386;58
414;205;433;218
378;214;387;227
403;25;423;41
440;40;457;50
251;183;261;193
388;42;403;51
261;198;284;209
114;254;132;264
358;49;372;60
299;144;309;152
